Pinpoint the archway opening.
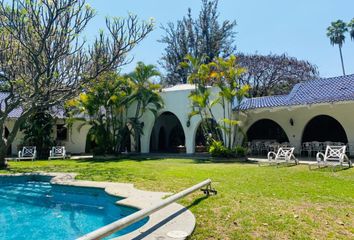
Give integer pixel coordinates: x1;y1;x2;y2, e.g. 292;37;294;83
195;119;222;153
150;112;186;153
302;115;348;143
246;119;289;143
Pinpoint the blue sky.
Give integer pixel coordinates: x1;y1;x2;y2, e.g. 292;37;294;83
85;0;354;78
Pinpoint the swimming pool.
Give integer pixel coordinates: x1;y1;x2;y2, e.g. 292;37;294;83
0;177;147;240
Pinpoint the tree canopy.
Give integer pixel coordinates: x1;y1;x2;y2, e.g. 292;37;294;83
159;0;237;85
327;20;348;75
237;53;319;97
0;0;154;167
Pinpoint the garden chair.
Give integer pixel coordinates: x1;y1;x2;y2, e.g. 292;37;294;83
265;147;298;165
17;146;36;161
49;146;67;160
310;145;352;169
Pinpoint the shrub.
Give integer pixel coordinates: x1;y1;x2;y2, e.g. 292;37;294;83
209;140;228;157
234;145;247;157
209;140;247;158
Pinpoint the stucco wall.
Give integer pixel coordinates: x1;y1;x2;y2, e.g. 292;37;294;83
239;101;354;155
134;85;228;154
4;119;91;156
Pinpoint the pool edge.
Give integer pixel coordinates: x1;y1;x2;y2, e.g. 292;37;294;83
0;172;196;240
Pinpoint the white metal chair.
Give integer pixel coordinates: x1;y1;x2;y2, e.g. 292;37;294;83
17;146;36;161
49;146;67;160
267;147;298;165
313;145;352;169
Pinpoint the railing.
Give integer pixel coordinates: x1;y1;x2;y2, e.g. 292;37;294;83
77;179;214;240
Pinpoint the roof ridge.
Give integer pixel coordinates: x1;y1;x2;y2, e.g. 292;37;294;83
238;74;354;110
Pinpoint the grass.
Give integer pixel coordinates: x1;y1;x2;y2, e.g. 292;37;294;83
1;158;354;239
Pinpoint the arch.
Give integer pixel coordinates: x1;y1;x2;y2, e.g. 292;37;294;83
194;118;222;152
149;111;186;153
158;127;166;150
246;119;289;143
302;115;348;143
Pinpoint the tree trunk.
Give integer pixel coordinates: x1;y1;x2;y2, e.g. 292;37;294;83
339;45;346;76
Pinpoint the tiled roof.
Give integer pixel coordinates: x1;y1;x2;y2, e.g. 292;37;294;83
0;92;65;118
238;74;354;110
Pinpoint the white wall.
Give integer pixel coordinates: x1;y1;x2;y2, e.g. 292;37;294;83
4;119;91;156
136;85;227;154
239;101;354;155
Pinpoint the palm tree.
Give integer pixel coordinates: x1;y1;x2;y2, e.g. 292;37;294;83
348;18;354;41
127;62;163;152
327;20;348;76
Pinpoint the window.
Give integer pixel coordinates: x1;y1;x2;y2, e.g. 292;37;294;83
56;124;68;141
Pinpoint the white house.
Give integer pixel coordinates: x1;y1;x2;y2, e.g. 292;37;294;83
3;74;354;156
1;98;91;156
238;74;354;155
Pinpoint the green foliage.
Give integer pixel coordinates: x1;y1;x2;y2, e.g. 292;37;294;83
0;0;154;167
348;18;354;40
126;62;163;152
67;72;132;154
20;109;54;158
209;140;247;158
3;159;354;239
185;55;249;151
234;145;246;157
209;140;228;157
67;63;163;154
327;20;348;47
327;19;348;75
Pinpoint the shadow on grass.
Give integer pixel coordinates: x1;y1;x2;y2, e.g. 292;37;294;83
309;165;352;172
76;156;165;164
185;195;209;208
66;154;257;165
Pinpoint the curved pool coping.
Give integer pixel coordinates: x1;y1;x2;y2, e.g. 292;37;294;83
0;172;196;240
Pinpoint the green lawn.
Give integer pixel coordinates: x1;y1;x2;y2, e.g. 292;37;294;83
1;158;354;239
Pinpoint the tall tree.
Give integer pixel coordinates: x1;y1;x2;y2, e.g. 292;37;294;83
66;72;132;154
185;55;249;149
327;20;348;76
127;62;163;152
20;108;54;159
0;0;153;168
237;53;319;97
348;18;354;41
160;0;237;85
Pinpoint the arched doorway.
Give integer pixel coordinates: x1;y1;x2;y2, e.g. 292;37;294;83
150;112;186;153
246;119;289;143
158;127;166;151
195;119;222;152
302;115;348;143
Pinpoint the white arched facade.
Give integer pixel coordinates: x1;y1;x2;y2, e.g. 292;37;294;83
239;101;354;155
135;85;227;154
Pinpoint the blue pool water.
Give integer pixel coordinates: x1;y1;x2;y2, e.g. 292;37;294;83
0;179;147;240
